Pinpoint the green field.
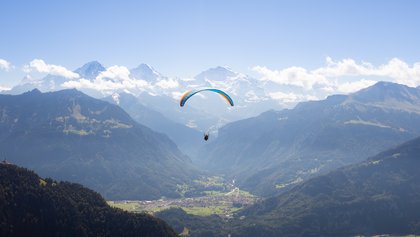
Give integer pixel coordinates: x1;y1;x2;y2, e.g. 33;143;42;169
108;202;242;216
107;201;140;212
182;205;241;216
108;187;258;217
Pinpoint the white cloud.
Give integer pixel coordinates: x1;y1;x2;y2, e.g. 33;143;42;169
314;57;420;87
97;65;131;82
245;90;264;102
111;93;120;105
205;78;232;91
253;65;328;90
171;91;184;100
0;59;11;71
374;58;420;87
186;84;201;89
62;78;95;89
155;78;179;89
20;57;420;109
62;65;151;93
0;85;11;91
313;57;374;77
253;57;420;91
20;74;43;85
180;77;195;82
24;59;79;79
333;79;377;94
268;91;317;103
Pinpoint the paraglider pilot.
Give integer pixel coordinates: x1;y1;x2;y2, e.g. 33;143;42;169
180;88;234;142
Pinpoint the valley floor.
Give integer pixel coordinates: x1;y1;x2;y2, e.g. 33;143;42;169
108;187;259;217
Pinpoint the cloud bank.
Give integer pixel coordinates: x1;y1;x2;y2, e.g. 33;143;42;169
253;57;420;94
0;85;11;91
13;57;420;107
0;59;11;71
62;65;151;93
24;59;79;79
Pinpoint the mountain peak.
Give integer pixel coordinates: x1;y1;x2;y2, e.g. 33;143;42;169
195;66;237;81
202;66;235;74
350;81;420;104
133;63;154;71
130;63;162;81
22;88;42;95
52;88;85;97
74;61;106;79
214;65;233;71
355;81;408;93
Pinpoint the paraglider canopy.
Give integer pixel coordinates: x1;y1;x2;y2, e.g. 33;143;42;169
180;88;233;142
180;88;234;107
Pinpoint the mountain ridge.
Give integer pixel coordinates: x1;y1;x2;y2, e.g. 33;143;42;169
102;92;203;157
233;135;420;236
198;81;420;197
0;88;200;200
158;135;420;237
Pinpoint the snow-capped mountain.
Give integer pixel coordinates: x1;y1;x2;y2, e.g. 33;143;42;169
74;60;106;79
198;81;420;197
7;61;289;132
9;61;106;94
176;66;282;125
130;63;163;82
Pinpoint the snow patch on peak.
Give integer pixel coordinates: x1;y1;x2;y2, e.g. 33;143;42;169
131;63;163;81
195;66;238;82
20;75;43;85
74;61;106;79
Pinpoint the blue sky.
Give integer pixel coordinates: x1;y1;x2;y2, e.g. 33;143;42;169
1;0;420;88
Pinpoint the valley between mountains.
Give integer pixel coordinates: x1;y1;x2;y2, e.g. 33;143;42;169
3;66;420;236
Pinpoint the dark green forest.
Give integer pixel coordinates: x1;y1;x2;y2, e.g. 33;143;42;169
0;163;177;237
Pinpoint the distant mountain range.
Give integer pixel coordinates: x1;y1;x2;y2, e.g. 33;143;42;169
0;89;200;200
6;61;420;202
0;163;177;237
158;135;420;237
10;61;106;95
198;81;420;197
7;61;285;133
6;61;287;155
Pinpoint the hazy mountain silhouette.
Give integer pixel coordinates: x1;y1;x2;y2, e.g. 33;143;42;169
9;61;106;95
199;81;420;197
0;89;200;200
103;92;203;157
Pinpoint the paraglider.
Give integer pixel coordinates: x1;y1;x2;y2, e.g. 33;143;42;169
179;88;234;141
180;88;234;107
